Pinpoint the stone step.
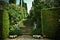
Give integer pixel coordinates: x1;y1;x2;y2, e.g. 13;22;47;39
21;27;32;35
19;35;32;38
23;33;30;35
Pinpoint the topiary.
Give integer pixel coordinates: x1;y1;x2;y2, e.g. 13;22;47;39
2;10;9;39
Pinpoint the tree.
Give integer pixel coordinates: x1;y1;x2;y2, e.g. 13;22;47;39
8;4;28;25
29;0;42;35
9;0;16;4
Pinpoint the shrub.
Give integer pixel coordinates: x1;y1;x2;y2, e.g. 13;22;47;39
41;7;60;38
14;28;22;36
9;26;15;35
30;28;42;35
2;10;9;39
9;25;22;36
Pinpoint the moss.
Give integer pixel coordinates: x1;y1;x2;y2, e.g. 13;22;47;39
41;7;60;38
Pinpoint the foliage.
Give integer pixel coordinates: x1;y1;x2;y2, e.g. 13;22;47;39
8;4;28;35
41;7;60;38
29;0;60;36
30;0;60;38
8;4;28;25
2;10;9;39
31;28;42;35
30;1;45;35
9;25;22;36
9;0;16;4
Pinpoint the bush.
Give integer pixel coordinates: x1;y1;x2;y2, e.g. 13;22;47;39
2;10;9;39
41;7;60;38
9;26;15;35
14;28;22;36
9;25;22;36
30;28;42;35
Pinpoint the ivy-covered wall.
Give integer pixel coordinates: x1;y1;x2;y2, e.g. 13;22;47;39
41;7;60;38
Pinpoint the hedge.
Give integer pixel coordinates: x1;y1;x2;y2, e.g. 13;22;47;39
2;10;9;39
41;7;60;38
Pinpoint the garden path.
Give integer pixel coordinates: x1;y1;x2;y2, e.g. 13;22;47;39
6;35;51;40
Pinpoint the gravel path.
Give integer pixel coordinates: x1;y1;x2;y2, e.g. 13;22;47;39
6;35;51;40
6;38;51;40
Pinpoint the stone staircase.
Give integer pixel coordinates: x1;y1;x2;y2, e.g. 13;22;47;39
21;27;32;35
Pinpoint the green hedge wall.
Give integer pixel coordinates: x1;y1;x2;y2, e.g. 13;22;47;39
41;7;60;38
2;10;9;39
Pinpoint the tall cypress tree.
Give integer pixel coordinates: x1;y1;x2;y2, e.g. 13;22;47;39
9;0;16;4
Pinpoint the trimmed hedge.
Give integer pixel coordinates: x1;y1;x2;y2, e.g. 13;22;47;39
41;7;60;38
2;10;9;39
